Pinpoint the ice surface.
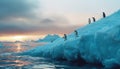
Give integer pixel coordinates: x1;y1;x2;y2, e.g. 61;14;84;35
21;10;120;68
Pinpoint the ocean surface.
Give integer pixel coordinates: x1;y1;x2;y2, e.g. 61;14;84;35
0;42;101;69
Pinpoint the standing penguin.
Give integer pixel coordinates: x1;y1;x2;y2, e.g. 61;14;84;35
63;34;67;41
74;30;78;37
92;17;96;22
88;18;91;24
103;12;106;18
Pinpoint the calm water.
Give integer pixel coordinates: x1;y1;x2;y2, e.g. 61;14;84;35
0;42;101;69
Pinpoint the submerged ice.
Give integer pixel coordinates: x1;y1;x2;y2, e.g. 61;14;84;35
21;10;120;68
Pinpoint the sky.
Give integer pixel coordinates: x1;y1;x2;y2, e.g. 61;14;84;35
0;0;120;41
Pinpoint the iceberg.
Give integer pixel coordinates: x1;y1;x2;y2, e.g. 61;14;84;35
21;10;120;68
36;34;60;42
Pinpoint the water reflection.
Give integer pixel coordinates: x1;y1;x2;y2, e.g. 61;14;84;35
0;42;47;53
0;42;47;68
12;60;31;66
16;43;22;53
0;55;31;68
0;60;31;67
0;42;103;69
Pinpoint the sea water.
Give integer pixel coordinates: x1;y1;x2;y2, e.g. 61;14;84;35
0;42;101;69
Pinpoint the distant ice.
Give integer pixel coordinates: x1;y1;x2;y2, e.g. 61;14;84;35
36;34;60;42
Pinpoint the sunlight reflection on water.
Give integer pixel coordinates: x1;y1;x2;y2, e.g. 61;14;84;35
12;60;31;66
0;42;102;69
0;42;47;53
0;42;47;68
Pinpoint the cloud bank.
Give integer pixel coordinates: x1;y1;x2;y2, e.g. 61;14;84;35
0;0;81;36
0;0;119;37
0;0;38;19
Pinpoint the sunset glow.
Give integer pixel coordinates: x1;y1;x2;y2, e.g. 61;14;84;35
0;35;45;42
0;0;119;42
0;36;27;42
13;36;26;41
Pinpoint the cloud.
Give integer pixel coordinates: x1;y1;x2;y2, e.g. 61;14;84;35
0;0;42;36
0;15;80;36
0;0;85;36
40;15;70;26
0;0;39;19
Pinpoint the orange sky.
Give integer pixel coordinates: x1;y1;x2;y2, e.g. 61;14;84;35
0;34;64;42
0;0;119;42
0;35;44;42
